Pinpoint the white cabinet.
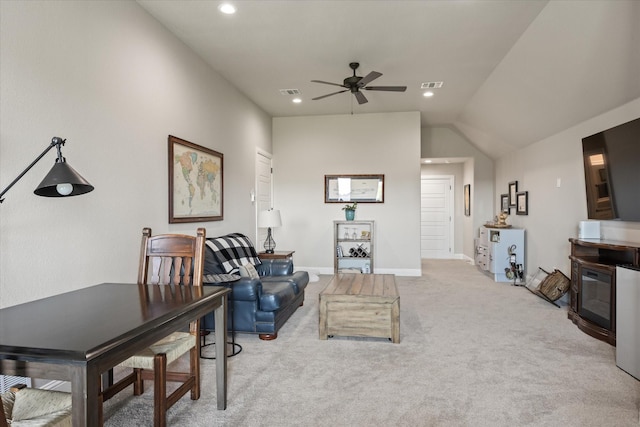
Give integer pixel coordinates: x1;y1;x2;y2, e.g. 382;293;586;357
334;220;374;274
475;227;525;283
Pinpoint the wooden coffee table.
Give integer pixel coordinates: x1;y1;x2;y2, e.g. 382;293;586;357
319;274;400;343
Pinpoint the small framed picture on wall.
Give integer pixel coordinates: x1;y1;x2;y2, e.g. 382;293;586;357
508;181;518;207
464;184;471;216
501;194;509;214
516;191;528;215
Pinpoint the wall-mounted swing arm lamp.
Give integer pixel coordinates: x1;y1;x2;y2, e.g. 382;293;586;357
0;137;94;203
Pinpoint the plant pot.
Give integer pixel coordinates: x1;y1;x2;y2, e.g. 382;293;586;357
345;209;355;221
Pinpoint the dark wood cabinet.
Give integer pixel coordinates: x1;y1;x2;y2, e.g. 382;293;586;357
568;238;640;345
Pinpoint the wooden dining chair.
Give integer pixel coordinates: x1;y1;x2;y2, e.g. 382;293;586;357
100;227;206;427
1;384;72;427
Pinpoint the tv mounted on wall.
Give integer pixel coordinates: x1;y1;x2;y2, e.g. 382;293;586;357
582;117;640;222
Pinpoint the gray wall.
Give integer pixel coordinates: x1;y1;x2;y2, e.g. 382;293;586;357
0;1;271;307
273;112;422;276
495;98;640;278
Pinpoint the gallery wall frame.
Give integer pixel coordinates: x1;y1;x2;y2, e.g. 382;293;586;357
501;194;510;214
324;174;384;203
464;184;471;216
516;191;528;215
508;181;518;207
168;135;223;223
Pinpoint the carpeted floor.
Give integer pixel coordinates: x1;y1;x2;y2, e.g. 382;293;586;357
104;259;640;426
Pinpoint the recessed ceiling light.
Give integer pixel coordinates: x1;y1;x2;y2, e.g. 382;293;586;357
423;159;432;163
292;98;302;104
423;91;434;97
218;3;236;14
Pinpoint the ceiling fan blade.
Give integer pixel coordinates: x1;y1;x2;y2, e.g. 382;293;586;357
364;86;407;92
356;71;382;88
312;89;348;101
311;80;346;88
354;91;368;104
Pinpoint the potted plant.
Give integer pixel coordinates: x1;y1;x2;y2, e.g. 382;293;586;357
342;202;357;221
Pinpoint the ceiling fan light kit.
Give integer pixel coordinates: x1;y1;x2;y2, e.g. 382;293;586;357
311;62;406;105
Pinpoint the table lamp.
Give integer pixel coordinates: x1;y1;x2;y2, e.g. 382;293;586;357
0;137;94;203
258;209;282;254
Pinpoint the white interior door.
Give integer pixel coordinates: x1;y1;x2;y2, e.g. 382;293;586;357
421;176;454;259
255;150;273;250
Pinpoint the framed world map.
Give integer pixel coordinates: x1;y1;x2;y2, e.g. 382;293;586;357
168;135;223;223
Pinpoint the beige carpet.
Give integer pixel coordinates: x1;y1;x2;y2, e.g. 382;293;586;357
104;260;640;426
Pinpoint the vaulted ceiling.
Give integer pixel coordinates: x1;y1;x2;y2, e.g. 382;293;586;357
137;0;640;159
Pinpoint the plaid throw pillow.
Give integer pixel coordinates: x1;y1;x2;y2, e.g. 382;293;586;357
205;233;261;274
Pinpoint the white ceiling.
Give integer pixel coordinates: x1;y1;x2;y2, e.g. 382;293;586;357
137;0;640;159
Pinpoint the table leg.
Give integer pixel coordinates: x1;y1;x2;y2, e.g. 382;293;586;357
214;293;228;410
70;364;101;426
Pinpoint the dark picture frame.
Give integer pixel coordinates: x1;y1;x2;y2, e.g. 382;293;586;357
464;184;471;216
501;194;510;214
324;174;384;203
516;191;528;215
168;135;223;223
508;181;518;207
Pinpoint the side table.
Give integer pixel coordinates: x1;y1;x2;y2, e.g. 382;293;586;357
201;274;242;359
258;250;295;260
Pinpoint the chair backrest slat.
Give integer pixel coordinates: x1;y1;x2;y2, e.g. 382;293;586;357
138;228;205;288
137;227;206;337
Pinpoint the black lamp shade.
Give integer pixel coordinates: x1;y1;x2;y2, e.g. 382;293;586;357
34;160;94;197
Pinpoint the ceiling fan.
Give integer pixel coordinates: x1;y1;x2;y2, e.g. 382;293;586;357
311;62;407;105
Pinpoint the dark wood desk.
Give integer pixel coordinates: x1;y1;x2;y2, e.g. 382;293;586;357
0;283;230;426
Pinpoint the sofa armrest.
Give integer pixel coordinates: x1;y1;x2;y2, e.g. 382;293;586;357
257;259;293;276
204;278;261;301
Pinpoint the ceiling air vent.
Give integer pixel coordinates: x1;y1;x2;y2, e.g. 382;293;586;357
421;82;443;89
279;89;301;96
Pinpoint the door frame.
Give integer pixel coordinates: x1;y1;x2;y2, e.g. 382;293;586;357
255;148;273;246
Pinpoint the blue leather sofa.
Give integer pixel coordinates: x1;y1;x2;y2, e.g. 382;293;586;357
201;234;309;340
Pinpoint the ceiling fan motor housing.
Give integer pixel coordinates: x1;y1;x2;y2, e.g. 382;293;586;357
344;76;362;91
346;62;362;90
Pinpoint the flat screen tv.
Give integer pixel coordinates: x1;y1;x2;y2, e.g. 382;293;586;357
582;117;640;221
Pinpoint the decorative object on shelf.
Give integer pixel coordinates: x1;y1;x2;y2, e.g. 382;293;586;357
348;245;369;258
0;136;94;204
258;209;282;253
168;135;223;223
464;184;471;216
501;194;509;213
325;174;384;203
497;212;509;227
483;214;512;229
508;181;518;207
516;191;528;215
342;202;357;221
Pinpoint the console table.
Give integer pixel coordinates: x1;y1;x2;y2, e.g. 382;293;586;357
568;238;640;345
258;250;295;260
